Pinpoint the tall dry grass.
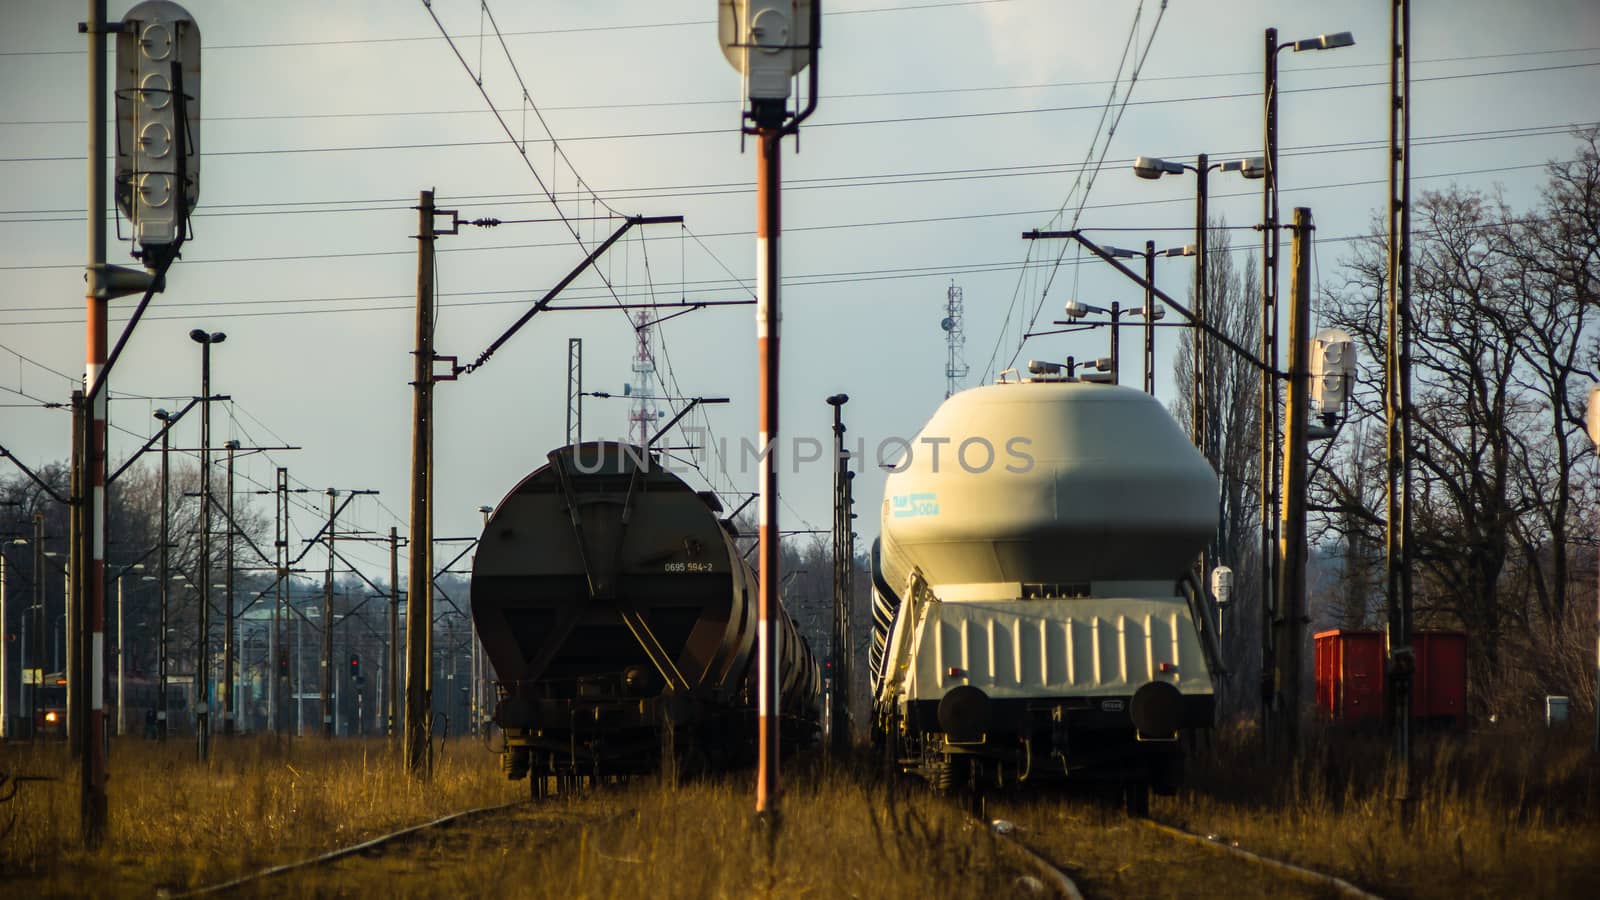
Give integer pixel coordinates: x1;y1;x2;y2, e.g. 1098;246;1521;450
434;759;1025;900
1157;723;1600;898
1;734;521;894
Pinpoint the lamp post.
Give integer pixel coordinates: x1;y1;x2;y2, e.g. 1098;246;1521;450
1059;301;1139;384
1263;27;1354;743
222;438;238;735
1131;153;1264;458
189;327;225;761
1105;242;1196;395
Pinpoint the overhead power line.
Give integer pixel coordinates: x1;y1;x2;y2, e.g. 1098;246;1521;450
5;46;1590;126
0;1;1020;57
4;61;1598;165
0;157;1571;277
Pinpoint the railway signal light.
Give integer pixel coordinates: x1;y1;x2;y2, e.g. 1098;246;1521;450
277;650;289;679
349;653;360;678
115;1;202;266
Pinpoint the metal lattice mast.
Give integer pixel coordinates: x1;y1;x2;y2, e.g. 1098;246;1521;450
1386;0;1416;798
566;338;583;445
629;312;658;446
942;282;968;397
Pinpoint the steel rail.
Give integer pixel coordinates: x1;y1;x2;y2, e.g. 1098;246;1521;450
167;800;523;897
1142;817;1387;899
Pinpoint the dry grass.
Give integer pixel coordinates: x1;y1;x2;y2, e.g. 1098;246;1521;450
2;742;1025;898
1;734;522;895
351;760;1028;900
1156;723;1600;898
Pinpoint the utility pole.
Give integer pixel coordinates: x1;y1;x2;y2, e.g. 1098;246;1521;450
69;390;83;759
1143;241;1156;395
0;546;7;742
32;511;44;737
1261;27;1283;746
222;439;237;735
827;394;854;754
1276;208;1313;755
270;467;285;735
322;489;337;737
1192;153;1210;466
1386;0;1416;804
157;415;170;740
1108;301;1123;386
407;190;437;778
389;526;400;742
193;330;222;763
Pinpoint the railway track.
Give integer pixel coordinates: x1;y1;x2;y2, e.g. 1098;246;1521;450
984;793;1388;899
167;800;600;898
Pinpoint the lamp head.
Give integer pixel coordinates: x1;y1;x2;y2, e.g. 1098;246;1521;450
826;393;849;406
1164;245;1198;258
153;408;169;420
1104;246;1141;259
1133;155;1184;179
1062;300;1090;319
1219;156;1267;180
189;328;207;343
1293;31;1355;52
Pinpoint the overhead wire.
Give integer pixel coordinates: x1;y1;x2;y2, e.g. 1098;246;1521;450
0;0;1021;57
986;0;1168;381
2;48;1594;126
6;59;1599;165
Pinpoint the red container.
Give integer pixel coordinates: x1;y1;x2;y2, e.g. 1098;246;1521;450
1314;629;1386;723
1411;630;1467;729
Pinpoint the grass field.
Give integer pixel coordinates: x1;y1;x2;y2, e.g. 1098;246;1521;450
0;740;1025;897
0;735;522;895
1155;723;1600;898
5;727;1598;897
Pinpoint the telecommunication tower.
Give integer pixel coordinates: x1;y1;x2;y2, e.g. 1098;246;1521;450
941;281;969;398
628;310;660;446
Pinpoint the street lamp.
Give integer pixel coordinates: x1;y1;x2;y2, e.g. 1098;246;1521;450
1106;242;1196;394
1130;152;1263;457
190;328;225;760
1059;301;1133;385
1263;27;1355;738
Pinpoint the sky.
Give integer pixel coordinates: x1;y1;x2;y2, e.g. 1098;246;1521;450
2;0;1597;584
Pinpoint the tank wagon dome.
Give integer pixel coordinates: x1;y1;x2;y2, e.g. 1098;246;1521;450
879;381;1216;596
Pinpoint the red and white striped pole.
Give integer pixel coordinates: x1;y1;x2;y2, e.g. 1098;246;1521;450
83;0;110;847
755;125;782;819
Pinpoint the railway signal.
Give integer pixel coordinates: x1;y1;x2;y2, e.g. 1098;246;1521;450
73;0;200;851
717;0;822;829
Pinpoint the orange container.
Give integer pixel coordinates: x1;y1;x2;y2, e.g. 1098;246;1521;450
1314;629;1386;723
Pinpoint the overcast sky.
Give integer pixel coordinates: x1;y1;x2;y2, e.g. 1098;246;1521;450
2;0;1596;582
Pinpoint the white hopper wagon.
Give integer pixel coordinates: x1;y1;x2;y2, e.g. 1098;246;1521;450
870;375;1224;809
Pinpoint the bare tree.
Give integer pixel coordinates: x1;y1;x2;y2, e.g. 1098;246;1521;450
1172;223;1263;718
